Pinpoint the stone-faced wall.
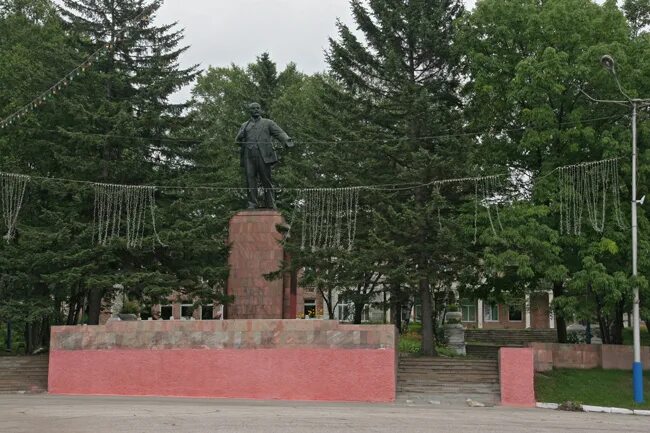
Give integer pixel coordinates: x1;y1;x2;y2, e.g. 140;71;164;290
530;342;650;371
48;320;397;402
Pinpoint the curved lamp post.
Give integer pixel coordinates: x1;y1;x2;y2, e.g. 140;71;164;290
591;55;648;404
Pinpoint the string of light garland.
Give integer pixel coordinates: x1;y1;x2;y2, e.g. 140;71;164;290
0;9;152;130
92;183;164;248
298;187;361;251
0;173;29;242
0;156;628;249
558;158;626;235
478;175;507;238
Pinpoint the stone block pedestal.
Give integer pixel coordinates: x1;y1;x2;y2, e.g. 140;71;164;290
226;210;287;319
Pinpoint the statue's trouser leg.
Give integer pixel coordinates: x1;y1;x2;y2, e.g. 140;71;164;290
257;157;275;209
244;150;259;207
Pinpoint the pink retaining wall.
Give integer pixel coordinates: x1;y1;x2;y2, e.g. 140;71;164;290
499;347;536;407
49;320;396;402
530;343;650;371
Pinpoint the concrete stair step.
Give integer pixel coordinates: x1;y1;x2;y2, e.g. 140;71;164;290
0;356;49;393
398;363;497;368
399;363;497;369
398;369;498;374
398;388;500;395
398;375;498;381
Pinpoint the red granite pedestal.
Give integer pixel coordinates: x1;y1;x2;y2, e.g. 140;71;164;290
226;210;287;319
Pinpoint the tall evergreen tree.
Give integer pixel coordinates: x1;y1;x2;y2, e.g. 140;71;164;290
327;0;469;354
0;0;230;338
0;0;80;351
52;0;244;325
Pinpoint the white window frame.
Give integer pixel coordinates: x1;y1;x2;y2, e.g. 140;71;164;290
362;304;370;322
160;304;173;320
200;304;214;320
483;303;499;322
461;300;477;323
508;304;523;322
181;303;194;320
336;303;352;321
304;299;316;318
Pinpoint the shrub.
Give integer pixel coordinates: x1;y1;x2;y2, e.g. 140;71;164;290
558;401;583;412
120;300;141;315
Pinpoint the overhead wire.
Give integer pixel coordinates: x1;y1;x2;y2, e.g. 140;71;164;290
0;8;152;129
4;113;628;145
0;157;624;193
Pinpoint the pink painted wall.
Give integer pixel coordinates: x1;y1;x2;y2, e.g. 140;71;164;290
499;347;535;407
48;320;396;402
49;348;394;402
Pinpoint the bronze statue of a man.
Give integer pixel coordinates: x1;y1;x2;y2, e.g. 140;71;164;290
236;102;293;209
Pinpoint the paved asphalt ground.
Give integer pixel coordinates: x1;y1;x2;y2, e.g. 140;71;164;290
0;394;648;433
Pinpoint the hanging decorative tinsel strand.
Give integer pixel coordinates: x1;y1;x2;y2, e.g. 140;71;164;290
0;173;29;242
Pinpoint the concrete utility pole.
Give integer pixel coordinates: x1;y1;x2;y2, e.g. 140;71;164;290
589;55;648;403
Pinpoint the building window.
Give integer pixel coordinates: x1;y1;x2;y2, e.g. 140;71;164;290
483;303;499;322
201;304;213;320
400;305;411;323
461;300;476;322
160;305;173;320
181;304;194;320
337;303;351;321
509;305;523;321
362;304;370;322
304;299;316;318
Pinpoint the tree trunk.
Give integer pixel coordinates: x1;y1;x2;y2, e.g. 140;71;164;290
66;299;76;325
611;302;624;345
596;303;611;344
389;283;403;333
24;323;33;355
353;302;364;324
320;287;335;320
72;300;82;325
5;320;12;351
87;287;104;325
553;282;568;343
419;278;436;356
40;316;50;348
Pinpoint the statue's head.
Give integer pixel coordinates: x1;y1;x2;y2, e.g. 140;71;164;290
248;102;262;119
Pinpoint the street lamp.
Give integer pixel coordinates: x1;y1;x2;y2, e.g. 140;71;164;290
590;54;648;404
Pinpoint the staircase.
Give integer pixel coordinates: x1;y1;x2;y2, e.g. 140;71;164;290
397;356;500;405
0;355;49;394
465;329;557;347
466;344;500;359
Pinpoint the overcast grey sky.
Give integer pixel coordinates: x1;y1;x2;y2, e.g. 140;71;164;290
155;0;478;102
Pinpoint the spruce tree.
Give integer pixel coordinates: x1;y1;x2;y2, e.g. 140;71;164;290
0;0;81;351
2;0;225;328
327;0;468;354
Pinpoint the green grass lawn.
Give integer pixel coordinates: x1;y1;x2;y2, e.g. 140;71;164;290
622;327;650;346
535;368;650;410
